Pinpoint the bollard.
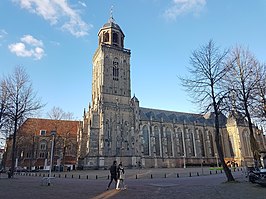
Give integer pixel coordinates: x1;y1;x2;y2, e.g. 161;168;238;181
79;175;81;179
215;170;217;174
136;175;138;179
87;175;89;179
164;173;167;178
220;170;222;174
65;174;67;178
151;174;153;179
210;171;212;175
189;172;191;177
96;175;98;179
59;174;61;178
197;172;199;176
177;173;179;178
72;174;74;178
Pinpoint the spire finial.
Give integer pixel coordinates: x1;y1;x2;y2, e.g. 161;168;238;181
109;5;115;23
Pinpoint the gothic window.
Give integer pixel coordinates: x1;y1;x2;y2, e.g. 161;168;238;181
189;130;195;156
142;125;149;156
176;128;184;156
199;130;205;157
166;128;173;156
113;58;119;81
228;135;235;157
103;32;109;42
154;126;161;156
113;32;118;43
208;130;215;156
242;130;251;156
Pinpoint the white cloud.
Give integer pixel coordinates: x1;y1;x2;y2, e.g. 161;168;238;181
12;0;92;37
21;34;43;47
0;29;8;39
164;0;206;20
0;29;8;46
78;1;87;8
8;35;45;60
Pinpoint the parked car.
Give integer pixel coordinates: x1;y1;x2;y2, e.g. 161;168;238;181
248;168;266;187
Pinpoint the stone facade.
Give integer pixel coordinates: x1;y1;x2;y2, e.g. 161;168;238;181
78;17;266;169
4;17;266;171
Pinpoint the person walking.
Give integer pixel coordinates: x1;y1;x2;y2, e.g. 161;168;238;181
116;162;126;190
107;160;117;190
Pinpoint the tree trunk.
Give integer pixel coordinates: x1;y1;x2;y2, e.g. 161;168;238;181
212;89;235;181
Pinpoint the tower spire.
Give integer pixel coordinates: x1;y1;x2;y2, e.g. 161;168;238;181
108;5;115;23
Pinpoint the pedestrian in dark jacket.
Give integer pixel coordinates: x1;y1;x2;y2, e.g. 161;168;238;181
107;160;117;190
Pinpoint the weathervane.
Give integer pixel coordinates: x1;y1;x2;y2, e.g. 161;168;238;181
109;5;115;23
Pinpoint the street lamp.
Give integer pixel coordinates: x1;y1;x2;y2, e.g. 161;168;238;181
48;131;56;186
215;153;219;167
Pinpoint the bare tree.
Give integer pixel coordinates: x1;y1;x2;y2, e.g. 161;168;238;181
180;40;234;182
255;63;266;123
225;46;262;168
47;106;74;120
0;78;9;130
4;66;44;176
46;106;76;170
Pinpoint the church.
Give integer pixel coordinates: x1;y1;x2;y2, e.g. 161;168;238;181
3;15;266;171
77;15;266;169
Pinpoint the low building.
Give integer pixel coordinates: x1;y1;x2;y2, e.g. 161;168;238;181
4;118;81;171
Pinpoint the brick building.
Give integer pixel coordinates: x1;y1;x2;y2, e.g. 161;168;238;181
4;118;80;171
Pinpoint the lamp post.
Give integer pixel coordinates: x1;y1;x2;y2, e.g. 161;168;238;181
48;131;56;186
215;153;219;167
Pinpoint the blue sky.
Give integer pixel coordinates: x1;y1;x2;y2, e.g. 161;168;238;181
0;0;266;120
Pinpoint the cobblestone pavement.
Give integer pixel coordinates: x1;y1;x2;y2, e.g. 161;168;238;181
0;168;266;199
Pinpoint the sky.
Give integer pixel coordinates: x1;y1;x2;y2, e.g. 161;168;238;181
0;0;266;121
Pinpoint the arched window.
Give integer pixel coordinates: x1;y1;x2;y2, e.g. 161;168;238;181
176;128;183;156
142;126;149;156
39;140;47;150
208;130;215;156
113;58;119;81
228;135;235;157
242;130;251;156
189;129;195;156
113;32;118;43
103;32;109;42
199;130;205;157
154;126;161;156
166;128;173;156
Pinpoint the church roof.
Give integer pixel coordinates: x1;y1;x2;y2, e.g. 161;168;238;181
139;107;227;127
101;15;124;36
103;21;122;31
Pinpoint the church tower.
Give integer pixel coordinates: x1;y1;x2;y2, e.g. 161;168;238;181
81;13;141;168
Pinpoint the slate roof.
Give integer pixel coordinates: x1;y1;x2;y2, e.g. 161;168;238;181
139;107;227;127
